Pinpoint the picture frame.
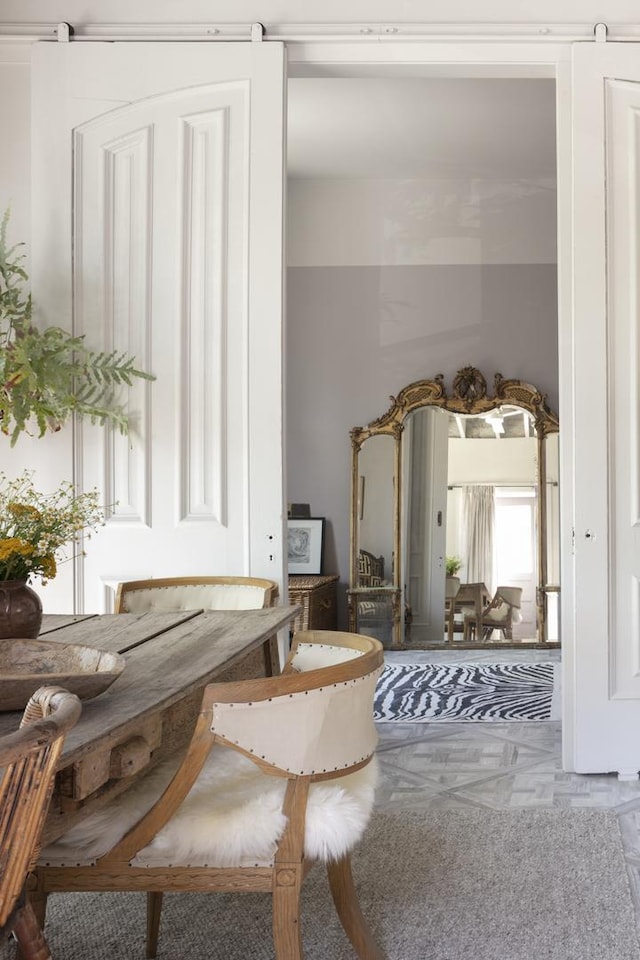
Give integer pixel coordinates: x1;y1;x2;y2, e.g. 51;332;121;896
288;502;311;519
287;517;325;575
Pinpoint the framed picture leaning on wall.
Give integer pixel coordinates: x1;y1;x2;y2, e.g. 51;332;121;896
287;518;325;575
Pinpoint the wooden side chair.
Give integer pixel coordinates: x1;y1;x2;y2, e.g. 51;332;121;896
450;581;490;640
114;575;280;677
33;630;386;960
0;686;81;960
463;585;523;641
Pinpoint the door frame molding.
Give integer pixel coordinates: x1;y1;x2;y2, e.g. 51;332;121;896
286;38;575;764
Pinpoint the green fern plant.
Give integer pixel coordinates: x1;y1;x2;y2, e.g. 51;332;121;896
0;210;154;445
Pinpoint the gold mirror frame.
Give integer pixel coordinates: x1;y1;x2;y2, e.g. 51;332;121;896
349;366;559;648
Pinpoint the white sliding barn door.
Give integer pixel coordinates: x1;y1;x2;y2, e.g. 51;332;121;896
31;42;286;613
569;42;640;774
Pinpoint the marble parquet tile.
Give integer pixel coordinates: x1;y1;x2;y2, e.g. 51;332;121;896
375;724;461;751
377;735;551;789
444;767;640;810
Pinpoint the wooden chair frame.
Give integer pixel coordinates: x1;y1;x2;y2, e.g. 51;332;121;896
32;631;385;960
0;686;81;960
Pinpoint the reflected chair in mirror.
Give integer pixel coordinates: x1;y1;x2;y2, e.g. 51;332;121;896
357;549;385;587
114;575;280;677
463;586;523;642
0;686;81;960
450;582;490;640
355;550;395;646
444;576;461;642
34;630;385;960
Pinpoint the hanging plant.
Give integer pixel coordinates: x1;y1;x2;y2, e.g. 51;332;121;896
0;210;154;445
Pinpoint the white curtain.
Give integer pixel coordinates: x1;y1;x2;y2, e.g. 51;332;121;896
462;486;495;592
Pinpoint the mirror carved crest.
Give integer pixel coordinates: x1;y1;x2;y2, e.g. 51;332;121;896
351;367;558;451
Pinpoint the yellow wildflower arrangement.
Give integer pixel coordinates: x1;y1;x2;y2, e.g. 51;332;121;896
0;471;104;583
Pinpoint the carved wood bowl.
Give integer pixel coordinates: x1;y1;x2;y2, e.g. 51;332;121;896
0;638;125;711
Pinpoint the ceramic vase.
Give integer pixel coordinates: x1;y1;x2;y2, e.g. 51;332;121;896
0;580;43;639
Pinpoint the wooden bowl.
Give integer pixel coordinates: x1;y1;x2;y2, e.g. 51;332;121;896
0;638;125;711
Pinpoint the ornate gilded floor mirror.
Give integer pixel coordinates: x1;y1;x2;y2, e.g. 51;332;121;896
348;367;559;649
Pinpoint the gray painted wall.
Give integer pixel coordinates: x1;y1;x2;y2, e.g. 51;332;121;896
286;262;558;625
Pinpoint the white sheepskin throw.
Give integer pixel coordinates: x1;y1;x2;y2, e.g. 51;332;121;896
40;746;378;869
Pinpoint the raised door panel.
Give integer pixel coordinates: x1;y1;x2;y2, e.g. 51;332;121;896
607;79;640;698
76;85;246;610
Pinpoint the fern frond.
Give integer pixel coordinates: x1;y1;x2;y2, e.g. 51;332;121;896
0;210;156;445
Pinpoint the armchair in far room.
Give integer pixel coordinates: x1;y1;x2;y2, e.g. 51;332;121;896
464;585;523;642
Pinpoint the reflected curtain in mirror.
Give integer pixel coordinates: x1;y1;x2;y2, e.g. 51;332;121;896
462;485;495;592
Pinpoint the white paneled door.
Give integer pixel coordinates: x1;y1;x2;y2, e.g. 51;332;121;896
569;42;640;775
31;42;286;612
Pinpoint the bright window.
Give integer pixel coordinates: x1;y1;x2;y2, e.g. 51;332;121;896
494;489;535;584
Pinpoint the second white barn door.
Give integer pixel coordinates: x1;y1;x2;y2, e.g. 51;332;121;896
569;41;640;775
31;41;286;612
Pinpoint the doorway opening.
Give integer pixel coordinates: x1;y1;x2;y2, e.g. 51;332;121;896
285;73;559;658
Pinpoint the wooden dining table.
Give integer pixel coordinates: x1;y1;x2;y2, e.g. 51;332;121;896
0;605;299;844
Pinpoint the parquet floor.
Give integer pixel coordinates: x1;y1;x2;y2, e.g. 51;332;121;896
376;648;640;930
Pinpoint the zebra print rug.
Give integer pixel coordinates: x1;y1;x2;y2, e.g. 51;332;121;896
374;661;556;721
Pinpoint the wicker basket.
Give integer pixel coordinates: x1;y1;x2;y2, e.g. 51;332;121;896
288;575;339;632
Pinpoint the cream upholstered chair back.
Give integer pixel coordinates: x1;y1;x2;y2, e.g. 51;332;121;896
0;686;81;956
495;585;523;610
484;586;523;625
114;575;279;613
211;630;383;776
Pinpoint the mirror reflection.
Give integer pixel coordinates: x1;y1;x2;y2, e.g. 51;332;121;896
349;435;399;648
404;406;540;643
348;367;559;649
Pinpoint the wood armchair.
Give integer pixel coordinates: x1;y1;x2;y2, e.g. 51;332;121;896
0;686;81;960
34;630;385;960
463;586;523;641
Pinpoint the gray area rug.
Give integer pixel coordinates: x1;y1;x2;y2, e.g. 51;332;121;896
5;809;638;960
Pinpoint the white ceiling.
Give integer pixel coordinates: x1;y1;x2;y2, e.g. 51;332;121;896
287;78;556;181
